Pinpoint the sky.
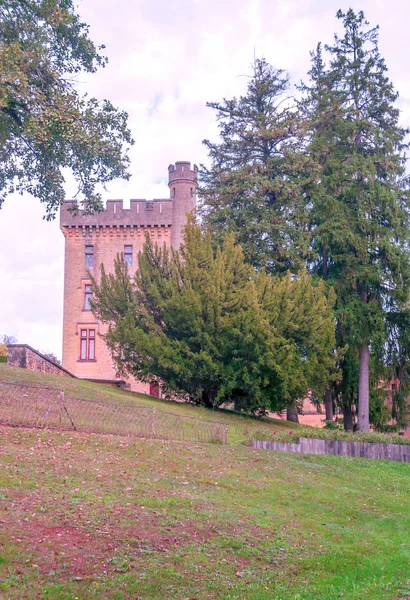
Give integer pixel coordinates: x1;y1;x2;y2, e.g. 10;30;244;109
0;0;409;359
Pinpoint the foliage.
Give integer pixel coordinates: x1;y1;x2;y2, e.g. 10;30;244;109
256;269;337;410
40;351;61;365
369;385;391;431
383;307;410;429
250;425;410;446
91;221;336;412
0;335;16;361
199;58;313;274
301;9;410;430
0;0;133;218
324;420;343;431
0;334;17;344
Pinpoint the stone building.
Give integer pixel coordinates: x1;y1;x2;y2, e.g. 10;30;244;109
60;161;197;392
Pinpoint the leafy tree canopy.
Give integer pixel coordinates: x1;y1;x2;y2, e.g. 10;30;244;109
0;0;134;218
40;350;61;365
0;333;17;358
0;333;17;344
91;221;336;413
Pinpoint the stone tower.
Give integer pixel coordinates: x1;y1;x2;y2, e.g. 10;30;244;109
168;161;198;247
60;161;197;391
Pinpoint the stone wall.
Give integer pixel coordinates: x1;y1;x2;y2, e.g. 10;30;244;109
7;344;75;378
252;437;410;463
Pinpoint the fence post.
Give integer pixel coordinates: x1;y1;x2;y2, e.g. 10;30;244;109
60;391;77;431
152;408;156;438
59;391;63;430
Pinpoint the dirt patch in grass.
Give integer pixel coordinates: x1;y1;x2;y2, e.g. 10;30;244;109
2;487;236;583
1;427;409;600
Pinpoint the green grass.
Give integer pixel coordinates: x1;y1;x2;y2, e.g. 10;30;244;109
0;364;297;445
0;428;409;599
0;365;410;598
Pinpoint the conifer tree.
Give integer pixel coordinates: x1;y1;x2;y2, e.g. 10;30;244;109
200;58;313;274
92;223;275;410
90;221;336;414
302;9;410;430
257;269;336;421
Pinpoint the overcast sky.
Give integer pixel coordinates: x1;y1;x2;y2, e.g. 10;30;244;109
0;0;409;359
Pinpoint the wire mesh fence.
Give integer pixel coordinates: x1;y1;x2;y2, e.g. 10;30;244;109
0;382;228;444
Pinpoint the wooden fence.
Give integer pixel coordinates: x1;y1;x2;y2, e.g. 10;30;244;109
252;437;410;463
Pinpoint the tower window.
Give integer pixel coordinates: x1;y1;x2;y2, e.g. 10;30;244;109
173;187;176;197
190;188;193;198
80;329;95;361
124;245;133;266
84;284;93;310
85;245;94;268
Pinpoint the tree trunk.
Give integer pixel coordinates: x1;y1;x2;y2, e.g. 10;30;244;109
324;388;333;422
287;401;299;423
322;245;328;279
357;343;370;431
201;390;215;409
343;405;354;432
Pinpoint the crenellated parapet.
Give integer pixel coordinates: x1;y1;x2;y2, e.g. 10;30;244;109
60;198;174;229
168;161;198;185
60;161;198;233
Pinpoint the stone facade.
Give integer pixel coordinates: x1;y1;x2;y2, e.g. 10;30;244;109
60;162;197;391
7;344;75;378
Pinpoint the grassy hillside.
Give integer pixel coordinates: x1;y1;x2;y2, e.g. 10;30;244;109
0;427;409;600
0;364;297;445
1;366;410;598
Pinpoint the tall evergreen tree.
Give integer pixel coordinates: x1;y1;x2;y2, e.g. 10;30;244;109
200;58;313;274
302;9;410;430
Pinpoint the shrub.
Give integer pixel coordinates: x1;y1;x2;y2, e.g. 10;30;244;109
251;426;410;446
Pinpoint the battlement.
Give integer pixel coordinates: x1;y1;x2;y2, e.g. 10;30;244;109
60;161;198;230
168;161;198;185
60;198;174;228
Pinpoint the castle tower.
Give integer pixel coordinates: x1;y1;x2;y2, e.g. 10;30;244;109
60;161;197;391
168;161;198;248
